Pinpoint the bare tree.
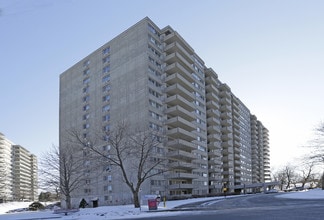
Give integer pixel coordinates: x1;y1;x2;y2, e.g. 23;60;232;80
71;121;167;208
298;161;315;188
273;165;298;190
39;145;85;209
272;169;286;191
306;123;324;165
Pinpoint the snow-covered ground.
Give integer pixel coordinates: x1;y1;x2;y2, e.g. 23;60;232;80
1;189;324;220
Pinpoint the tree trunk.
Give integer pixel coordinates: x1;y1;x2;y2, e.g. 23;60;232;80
133;191;140;208
322;173;324;190
66;194;72;209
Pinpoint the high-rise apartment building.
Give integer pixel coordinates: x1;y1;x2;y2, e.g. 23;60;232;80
12;145;38;201
59;17;270;207
0;132;13;202
0;133;38;202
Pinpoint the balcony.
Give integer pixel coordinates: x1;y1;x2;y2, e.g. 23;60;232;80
208;133;221;141
221;140;233;148
208;142;222;151
167;150;196;160
208;125;221;133
222;148;234;156
166;116;195;131
165;83;195;102
220;97;231;105
168;183;193;190
219;90;231;98
207;117;218;126
206;100;220;109
165;52;194;74
165;63;193;83
206;92;219;103
169;161;196;170
164;30;194;54
208;175;223;182
206;109;221;118
205;83;218;93
165;105;195;122
221;133;232;141
167;139;196;151
165;72;195;92
208;157;222;166
221;126;232;133
167;127;196;141
221;119;232;126
220;112;232;119
164;41;193;64
165;94;195;111
209;148;222;157
220;105;231;112
168;172;197;179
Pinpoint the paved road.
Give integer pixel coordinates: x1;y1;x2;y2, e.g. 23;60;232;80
135;193;324;220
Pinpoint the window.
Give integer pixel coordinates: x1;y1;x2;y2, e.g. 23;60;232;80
83;104;90;111
103;114;110;122
102;105;110;112
102;47;110;55
104;165;111;171
83;123;89;129
149;78;162;88
102;95;110;102
149;88;161;98
83;113;89;120
102;56;110;63
148;56;162;69
83;95;90;102
102;85;110;92
148;24;160;36
149;122;162;131
103;125;110;132
102;145;111;151
83;86;89;93
84;189;91;193
148;35;162;49
148;66;161;78
83;60;90;67
149;111;162;121
83;69;90;75
148;45;161;58
83;77;90;85
102;66;110;74
102;74;110;83
149;99;162;110
198;145;206;152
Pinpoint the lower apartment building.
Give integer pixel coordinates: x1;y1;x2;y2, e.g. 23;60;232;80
59;17;270;208
0;133;38;202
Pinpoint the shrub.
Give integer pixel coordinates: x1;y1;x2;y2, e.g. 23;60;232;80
29;202;45;211
79;198;88;208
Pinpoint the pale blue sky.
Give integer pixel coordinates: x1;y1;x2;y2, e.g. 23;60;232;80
1;0;323;168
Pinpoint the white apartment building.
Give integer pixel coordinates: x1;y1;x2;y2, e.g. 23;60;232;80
59;17;270;207
0;133;38;202
0;132;14;202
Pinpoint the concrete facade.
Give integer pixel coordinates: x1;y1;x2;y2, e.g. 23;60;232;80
59;17;270;207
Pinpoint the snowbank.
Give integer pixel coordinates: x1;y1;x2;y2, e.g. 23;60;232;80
276;188;324;199
1;190;324;220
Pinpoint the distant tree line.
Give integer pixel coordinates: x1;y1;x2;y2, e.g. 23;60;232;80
272;122;324;190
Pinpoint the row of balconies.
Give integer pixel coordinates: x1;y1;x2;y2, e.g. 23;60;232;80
162;31;269;192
